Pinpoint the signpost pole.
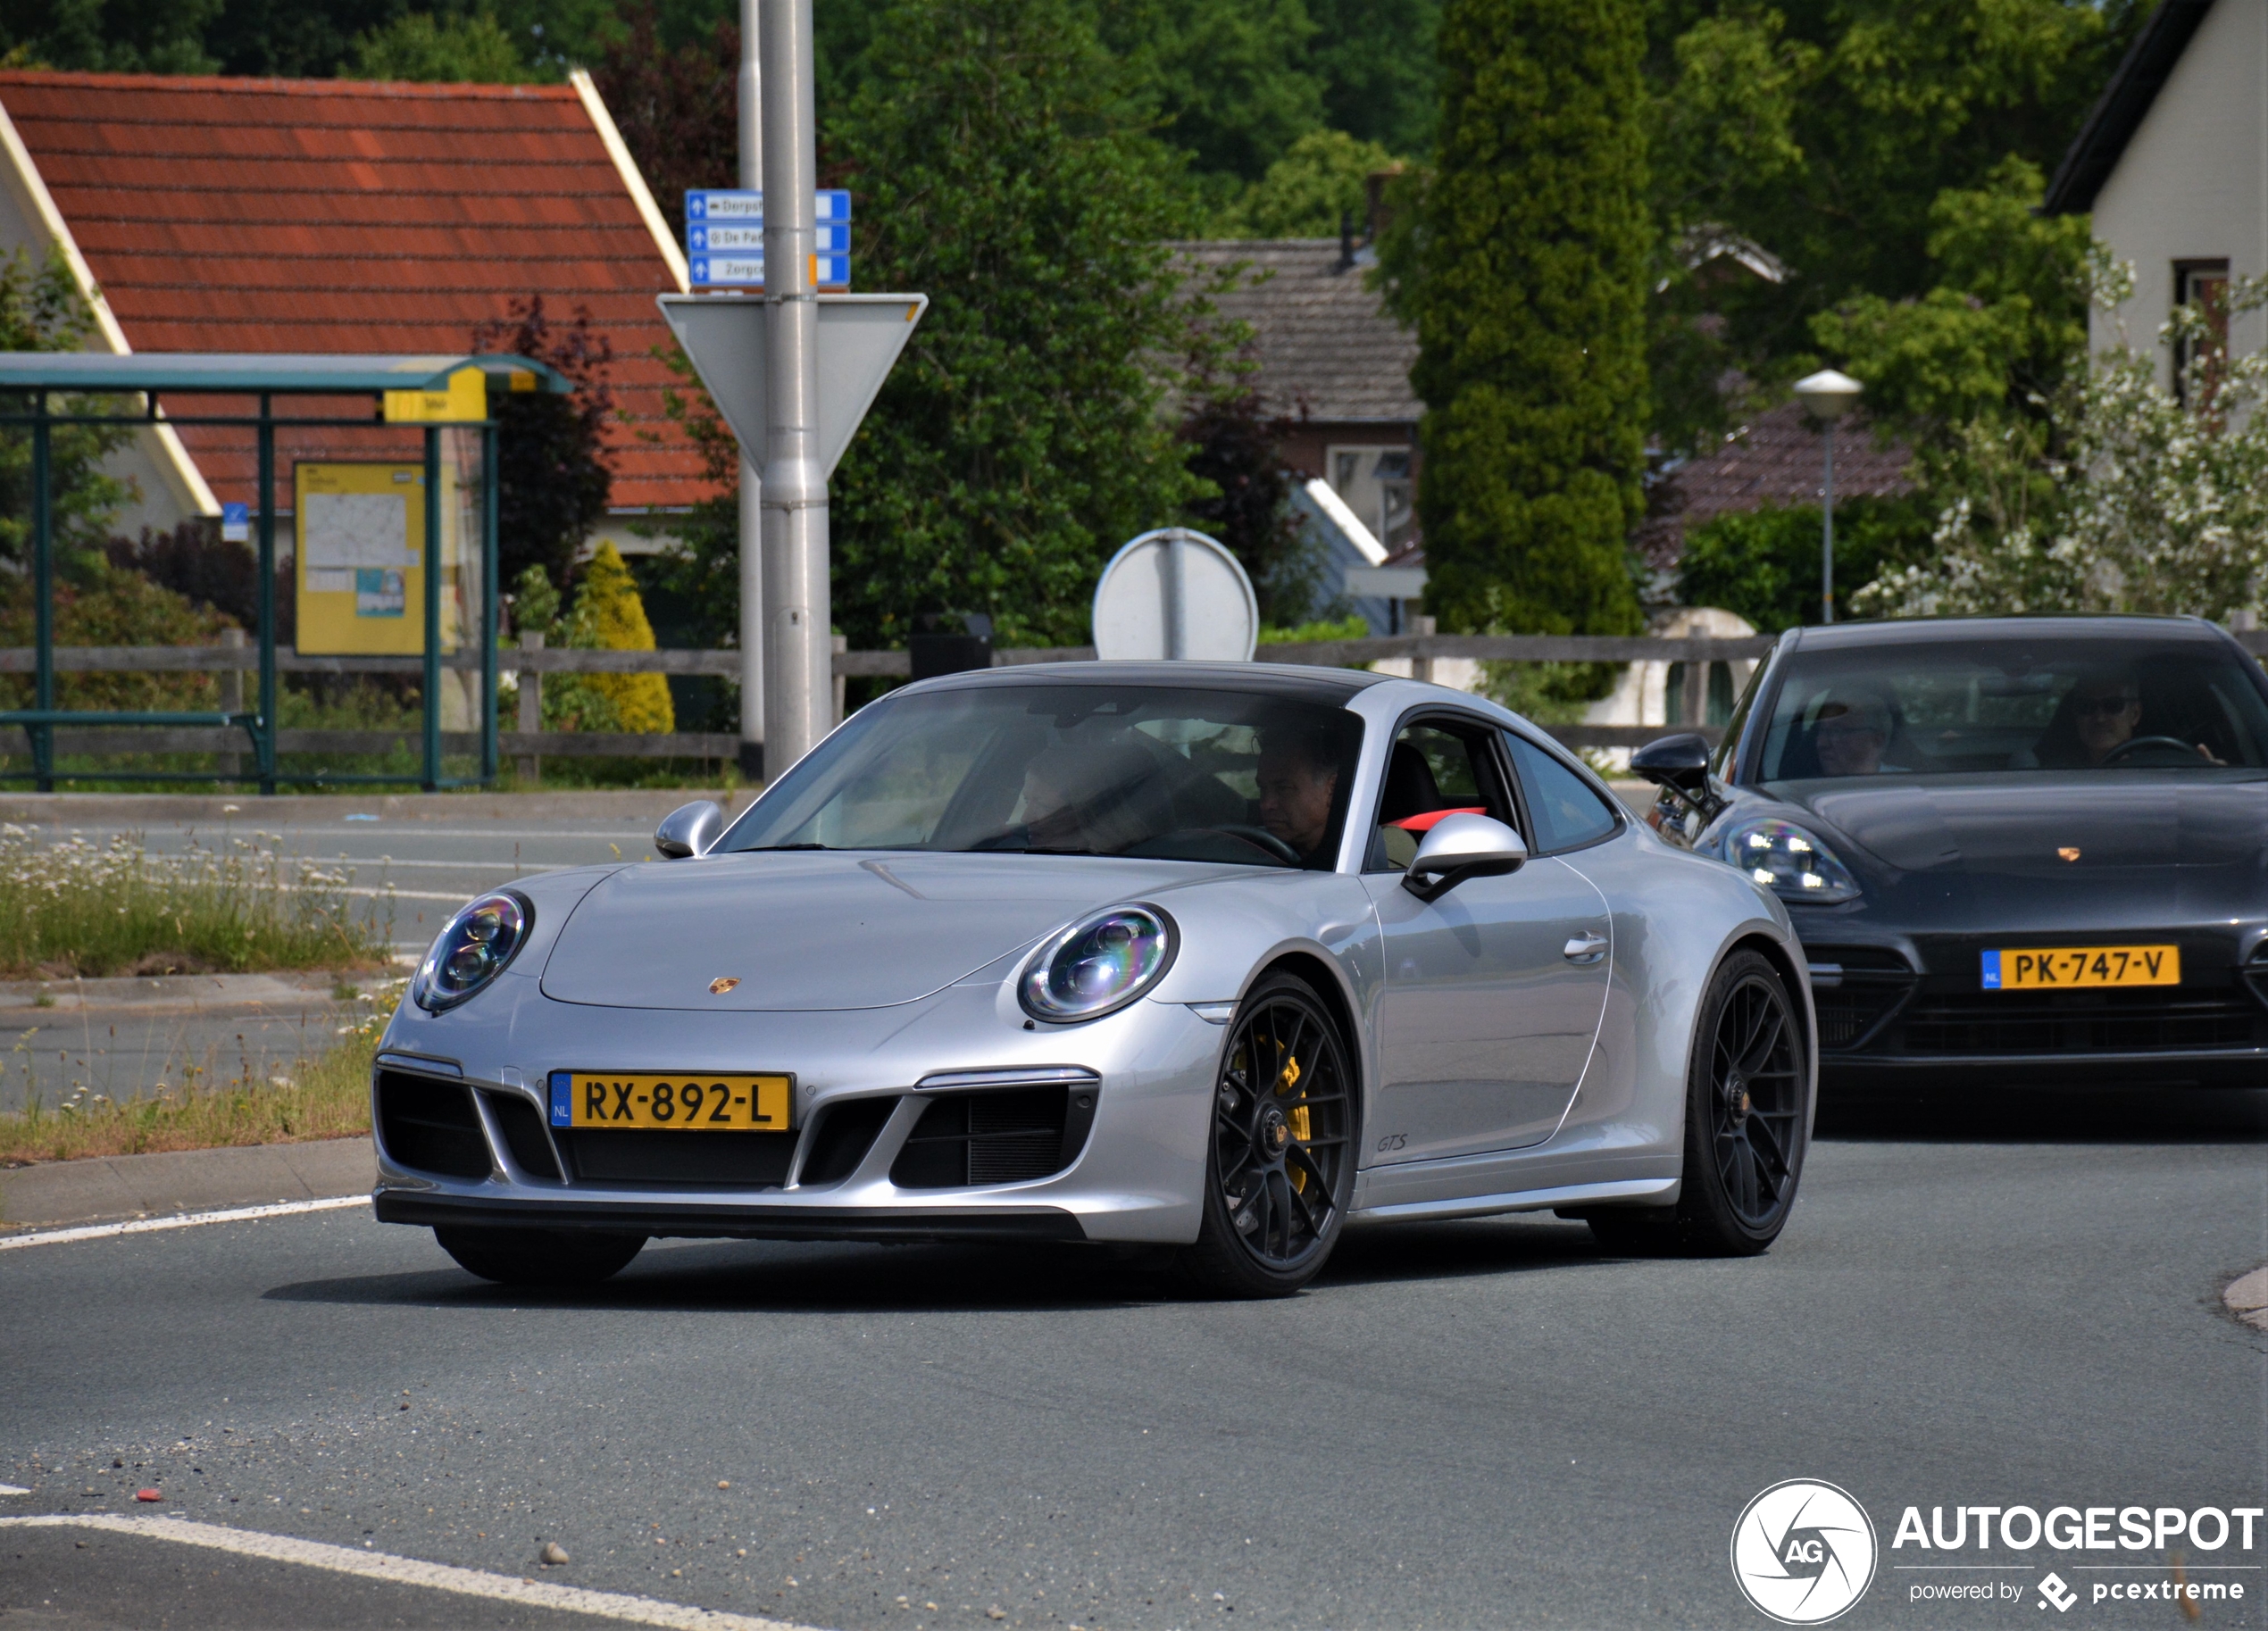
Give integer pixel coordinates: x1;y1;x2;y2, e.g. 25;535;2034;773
255;395;277;795
481;422;500;784
30;394;52;793
737;0;766;783
421;426;442;792
759;0;830;773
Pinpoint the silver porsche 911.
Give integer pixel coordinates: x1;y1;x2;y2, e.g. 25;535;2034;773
371;662;1817;1295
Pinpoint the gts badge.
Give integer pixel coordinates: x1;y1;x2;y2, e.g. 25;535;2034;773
1375;1132;1408;1153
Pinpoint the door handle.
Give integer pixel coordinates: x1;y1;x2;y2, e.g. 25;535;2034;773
1563;932;1608;964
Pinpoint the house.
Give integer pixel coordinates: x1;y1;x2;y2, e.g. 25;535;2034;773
2045;0;2253;387
1174;235;1422;633
0;69;711;554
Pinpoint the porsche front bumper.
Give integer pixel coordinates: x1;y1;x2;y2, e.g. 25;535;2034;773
368;978;1227;1244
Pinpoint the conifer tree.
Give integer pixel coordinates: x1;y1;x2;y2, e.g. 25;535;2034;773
1391;0;1650;637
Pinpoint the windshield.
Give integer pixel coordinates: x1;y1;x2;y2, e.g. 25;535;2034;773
718;683;1366;868
1755;637;2268;780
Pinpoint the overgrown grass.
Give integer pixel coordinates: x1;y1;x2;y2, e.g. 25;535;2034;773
0;994;386;1168
0;822;390;978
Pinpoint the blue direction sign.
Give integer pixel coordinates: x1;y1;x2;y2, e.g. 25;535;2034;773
688;221;848;254
684;189;851;224
688;252;852;289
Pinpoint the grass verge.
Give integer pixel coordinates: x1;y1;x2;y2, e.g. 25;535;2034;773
0;999;384;1166
0;820;391;978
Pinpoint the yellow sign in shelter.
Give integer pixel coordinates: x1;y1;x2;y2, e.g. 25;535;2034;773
294;462;471;657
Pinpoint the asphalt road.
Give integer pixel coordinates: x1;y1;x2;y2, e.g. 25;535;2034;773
4;1087;2264;1630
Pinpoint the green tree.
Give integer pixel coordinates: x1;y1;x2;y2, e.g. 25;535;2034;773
1812;158;2090;466
1307;0;1439;158
341;8;535;79
1676;495;1934;632
0;0;222;72
1643;0;2135;453
471;295;616;595
1222;129;1398;238
823;0;1210;651
1095;0;1322;191
0;248;133;579
1387;0;1650;641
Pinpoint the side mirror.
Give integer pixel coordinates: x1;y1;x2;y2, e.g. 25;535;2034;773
1403;811;1527;903
1631;731;1710;791
1632;731;1727;824
655;799;725;860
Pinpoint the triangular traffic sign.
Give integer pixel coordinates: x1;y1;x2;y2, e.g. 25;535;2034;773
655;293;929;478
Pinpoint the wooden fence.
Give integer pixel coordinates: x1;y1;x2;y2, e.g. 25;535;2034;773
9;628;2264;761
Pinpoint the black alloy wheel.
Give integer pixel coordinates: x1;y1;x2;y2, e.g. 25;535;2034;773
1703;956;1805;1231
1180;971;1356;1296
433;1226;646;1287
1588;948;1809;1256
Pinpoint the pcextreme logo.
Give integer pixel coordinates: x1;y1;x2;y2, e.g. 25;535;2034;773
1732;1480;1880;1625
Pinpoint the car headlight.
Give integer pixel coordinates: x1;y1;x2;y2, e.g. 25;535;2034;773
1721;819;1861;904
1019;903;1177;1023
413;890;532;1011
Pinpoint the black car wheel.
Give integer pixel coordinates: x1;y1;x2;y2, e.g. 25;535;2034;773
1180;972;1355;1297
434;1226;646;1287
1588;948;1809;1256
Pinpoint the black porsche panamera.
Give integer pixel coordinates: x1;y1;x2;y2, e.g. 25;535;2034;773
1636;615;2268;1086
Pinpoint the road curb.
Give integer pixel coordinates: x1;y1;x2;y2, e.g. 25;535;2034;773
0;1137;374;1230
0;969;368;1028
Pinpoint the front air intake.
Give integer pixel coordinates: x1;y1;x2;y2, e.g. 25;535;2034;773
890;1085;1096;1189
375;1070;490;1179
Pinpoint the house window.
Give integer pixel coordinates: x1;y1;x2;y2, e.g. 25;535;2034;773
2173;260;2230;409
1326;445;1416;552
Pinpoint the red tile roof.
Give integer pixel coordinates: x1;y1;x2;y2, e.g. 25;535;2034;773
0;70;715;516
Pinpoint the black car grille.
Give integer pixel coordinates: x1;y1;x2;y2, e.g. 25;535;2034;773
375;1069;489;1179
1808;948;1919;1050
890;1085;1097;1189
1898;989;2262;1054
797;1096;898;1186
1807;937;2268;1060
555;1128;797;1188
481;1091;563;1182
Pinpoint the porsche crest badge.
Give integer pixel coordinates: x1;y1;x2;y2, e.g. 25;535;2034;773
708;976;741;994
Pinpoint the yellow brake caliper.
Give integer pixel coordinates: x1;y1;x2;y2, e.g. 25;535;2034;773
1275;1050;1310;1192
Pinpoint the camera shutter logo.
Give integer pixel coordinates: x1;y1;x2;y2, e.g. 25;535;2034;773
1730;1479;1878;1624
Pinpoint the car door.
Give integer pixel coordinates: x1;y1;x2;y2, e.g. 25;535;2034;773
1361;716;1613;1164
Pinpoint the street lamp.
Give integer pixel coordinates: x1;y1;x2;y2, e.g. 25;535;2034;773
1794;369;1863;624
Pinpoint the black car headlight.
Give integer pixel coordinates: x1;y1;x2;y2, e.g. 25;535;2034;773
1720;819;1861;905
413;890;533;1011
1019;903;1178;1023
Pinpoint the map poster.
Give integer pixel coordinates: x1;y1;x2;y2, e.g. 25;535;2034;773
294;462;461;655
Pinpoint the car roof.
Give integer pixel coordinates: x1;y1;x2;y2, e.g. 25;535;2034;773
899;660;1390;705
1782;614;2227;651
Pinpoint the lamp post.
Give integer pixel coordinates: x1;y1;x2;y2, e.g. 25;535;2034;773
1793;369;1863;624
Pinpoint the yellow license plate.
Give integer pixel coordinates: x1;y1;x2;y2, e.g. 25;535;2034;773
553;1072;793;1131
1980;945;2180;991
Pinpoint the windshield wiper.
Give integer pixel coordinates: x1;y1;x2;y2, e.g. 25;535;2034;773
741;843;831;852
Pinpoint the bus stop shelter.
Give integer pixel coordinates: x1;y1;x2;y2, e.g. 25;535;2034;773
0;353;571;792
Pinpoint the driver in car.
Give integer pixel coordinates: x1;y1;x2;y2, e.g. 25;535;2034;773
2072;671;2145;765
1812;687;1904;777
2032;668;2223;767
1256;727;1340;867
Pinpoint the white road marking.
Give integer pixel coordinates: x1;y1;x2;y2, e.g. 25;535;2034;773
0;1194;367;1252
0;1515;815;1630
0;1485;29;1495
